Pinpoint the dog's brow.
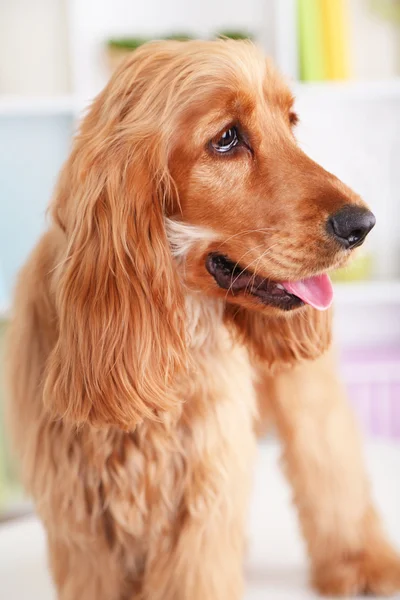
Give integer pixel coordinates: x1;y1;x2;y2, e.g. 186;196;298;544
193;114;236;146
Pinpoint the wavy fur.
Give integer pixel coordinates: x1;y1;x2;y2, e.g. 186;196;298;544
7;40;400;599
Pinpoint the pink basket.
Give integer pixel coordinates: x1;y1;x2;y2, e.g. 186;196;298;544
341;347;400;439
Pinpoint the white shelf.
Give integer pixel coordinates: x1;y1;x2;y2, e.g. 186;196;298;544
334;280;400;305
294;79;400;99
1;82;400;120
0;95;84;117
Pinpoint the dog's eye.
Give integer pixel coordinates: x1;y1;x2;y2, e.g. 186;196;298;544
212;127;239;153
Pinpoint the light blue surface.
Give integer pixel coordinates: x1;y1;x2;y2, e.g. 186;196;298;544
0;115;74;303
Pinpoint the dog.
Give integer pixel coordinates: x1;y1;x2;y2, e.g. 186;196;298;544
7;40;400;599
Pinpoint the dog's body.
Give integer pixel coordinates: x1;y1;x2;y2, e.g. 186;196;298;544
7;40;400;599
10;255;256;598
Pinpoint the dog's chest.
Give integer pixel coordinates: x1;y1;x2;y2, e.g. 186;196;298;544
64;296;257;545
104;303;257;538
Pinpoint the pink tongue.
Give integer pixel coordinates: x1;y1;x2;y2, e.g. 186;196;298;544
282;273;333;311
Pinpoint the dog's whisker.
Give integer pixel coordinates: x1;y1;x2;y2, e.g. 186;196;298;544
243;244;279;295
224;250;265;300
225;244;278;300
217;227;278;249
222;244;265;295
223;245;267;302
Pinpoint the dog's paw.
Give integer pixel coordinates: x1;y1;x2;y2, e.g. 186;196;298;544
312;546;400;597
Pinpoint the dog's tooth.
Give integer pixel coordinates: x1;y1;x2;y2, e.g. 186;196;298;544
276;283;285;290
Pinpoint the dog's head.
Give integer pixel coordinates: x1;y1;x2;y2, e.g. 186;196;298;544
46;40;374;428
165;42;374;314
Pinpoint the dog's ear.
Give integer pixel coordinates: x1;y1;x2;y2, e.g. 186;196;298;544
43;63;187;429
225;305;332;371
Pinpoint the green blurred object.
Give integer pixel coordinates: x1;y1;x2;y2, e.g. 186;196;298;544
369;0;400;24
331;252;374;283
163;33;194;41
298;0;326;81
107;37;149;50
107;33;194;50
216;30;254;40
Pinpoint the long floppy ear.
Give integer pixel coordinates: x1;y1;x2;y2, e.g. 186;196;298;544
225;305;332;372
43;62;187;429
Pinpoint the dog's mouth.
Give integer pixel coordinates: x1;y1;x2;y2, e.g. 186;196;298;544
206;253;333;311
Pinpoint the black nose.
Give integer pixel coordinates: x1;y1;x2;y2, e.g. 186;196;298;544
327;205;376;249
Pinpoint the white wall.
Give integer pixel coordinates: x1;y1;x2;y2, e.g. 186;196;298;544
295;88;400;280
350;0;400;80
0;0;71;95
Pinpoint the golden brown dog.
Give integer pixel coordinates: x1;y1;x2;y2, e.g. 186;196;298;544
7;40;400;599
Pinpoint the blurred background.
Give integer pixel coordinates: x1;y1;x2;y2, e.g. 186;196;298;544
1;0;400;523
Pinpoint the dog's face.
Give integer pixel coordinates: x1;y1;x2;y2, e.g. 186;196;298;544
168;55;375;315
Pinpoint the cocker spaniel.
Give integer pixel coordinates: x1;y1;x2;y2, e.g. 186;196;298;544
7;40;400;599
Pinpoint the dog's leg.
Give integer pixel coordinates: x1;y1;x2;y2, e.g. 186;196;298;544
261;349;400;596
141;507;247;600
141;423;255;600
47;534;135;600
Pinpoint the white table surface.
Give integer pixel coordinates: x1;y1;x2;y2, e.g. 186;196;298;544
1;441;399;599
